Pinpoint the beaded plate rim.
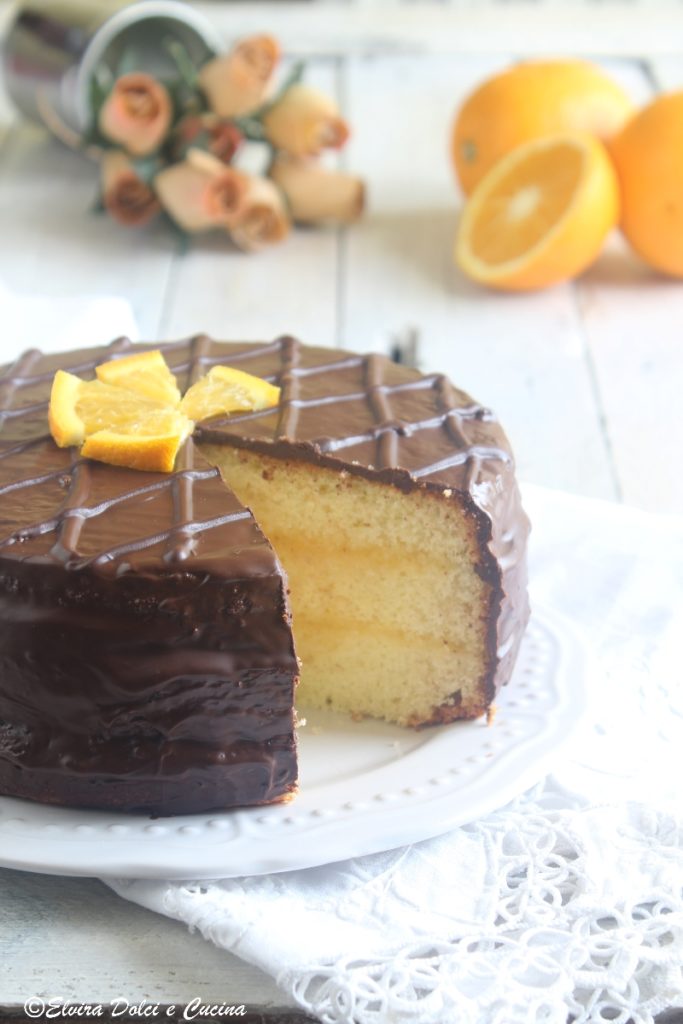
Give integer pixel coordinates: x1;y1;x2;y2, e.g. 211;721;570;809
0;605;587;879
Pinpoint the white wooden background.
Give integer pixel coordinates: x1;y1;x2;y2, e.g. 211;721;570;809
1;2;683;514
1;0;683;1015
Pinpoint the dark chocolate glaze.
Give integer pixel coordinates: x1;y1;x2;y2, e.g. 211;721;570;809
0;335;529;815
0;344;299;815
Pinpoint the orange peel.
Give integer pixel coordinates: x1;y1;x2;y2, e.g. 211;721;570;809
81;419;192;474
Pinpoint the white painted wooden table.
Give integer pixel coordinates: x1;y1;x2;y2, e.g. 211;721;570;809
1;1;683;1018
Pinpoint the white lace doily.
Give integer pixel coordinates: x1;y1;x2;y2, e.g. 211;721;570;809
109;486;683;1024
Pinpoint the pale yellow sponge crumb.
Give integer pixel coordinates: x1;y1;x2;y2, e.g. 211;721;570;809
201;445;494;727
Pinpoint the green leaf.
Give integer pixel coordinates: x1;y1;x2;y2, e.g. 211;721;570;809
233;116;268;142
161;211;192;255
88;73;109;118
279;60;305;94
163;36;200;92
90;191;106;215
165;79;203;126
80;123;104;146
264;61;306;114
131;155;164;185
115;46;142;78
84;63;115;140
246;60;307;123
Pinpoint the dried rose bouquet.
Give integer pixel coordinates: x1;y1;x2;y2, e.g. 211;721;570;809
86;34;364;250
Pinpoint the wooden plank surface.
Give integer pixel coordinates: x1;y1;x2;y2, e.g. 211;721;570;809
192;1;683;57
0;868;292;1009
160;62;341;345
575;57;683;512
342;53;651;500
0;127;174;340
3;42;680;509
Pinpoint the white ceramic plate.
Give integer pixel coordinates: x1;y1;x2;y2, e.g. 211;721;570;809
0;606;586;879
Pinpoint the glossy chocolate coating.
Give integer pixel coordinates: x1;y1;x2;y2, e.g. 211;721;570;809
0;343;298;815
0;335;529;815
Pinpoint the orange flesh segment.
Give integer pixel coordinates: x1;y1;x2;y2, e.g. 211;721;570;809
95;349;182;407
469;141;583;265
180;365;280;421
73;380;171;434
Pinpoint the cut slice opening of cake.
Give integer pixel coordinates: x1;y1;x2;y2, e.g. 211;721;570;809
202;446;499;727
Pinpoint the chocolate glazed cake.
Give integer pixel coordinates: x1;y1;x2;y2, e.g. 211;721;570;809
0;335;530;816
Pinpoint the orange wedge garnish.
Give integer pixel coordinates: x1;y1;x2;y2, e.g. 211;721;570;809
48;353;279;473
50;372;177;443
180;365;280;421
81;419;192;473
49;369;193;472
95;349;181;406
48;370;88;448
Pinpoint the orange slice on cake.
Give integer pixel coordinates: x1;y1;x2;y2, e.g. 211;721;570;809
80;421;192;474
180;365;280;420
95;349;182;406
48;355;280;473
48;370;193;473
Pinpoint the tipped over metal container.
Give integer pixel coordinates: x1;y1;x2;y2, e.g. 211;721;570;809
2;0;222;133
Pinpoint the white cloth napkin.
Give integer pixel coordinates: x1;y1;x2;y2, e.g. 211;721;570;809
107;486;683;1024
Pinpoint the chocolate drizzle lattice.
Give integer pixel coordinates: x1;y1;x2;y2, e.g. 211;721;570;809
0;339;273;576
0;335;528;609
175;335;513;490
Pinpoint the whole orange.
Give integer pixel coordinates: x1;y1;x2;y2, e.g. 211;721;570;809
609;91;683;277
452;59;634;195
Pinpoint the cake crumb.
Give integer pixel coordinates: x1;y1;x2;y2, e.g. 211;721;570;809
486;704;497;726
443;488;452;498
350;710;366;723
295;716;307;728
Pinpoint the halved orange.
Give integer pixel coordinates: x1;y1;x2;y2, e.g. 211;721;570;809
455;132;619;291
95;349;181;406
180;365;280;421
